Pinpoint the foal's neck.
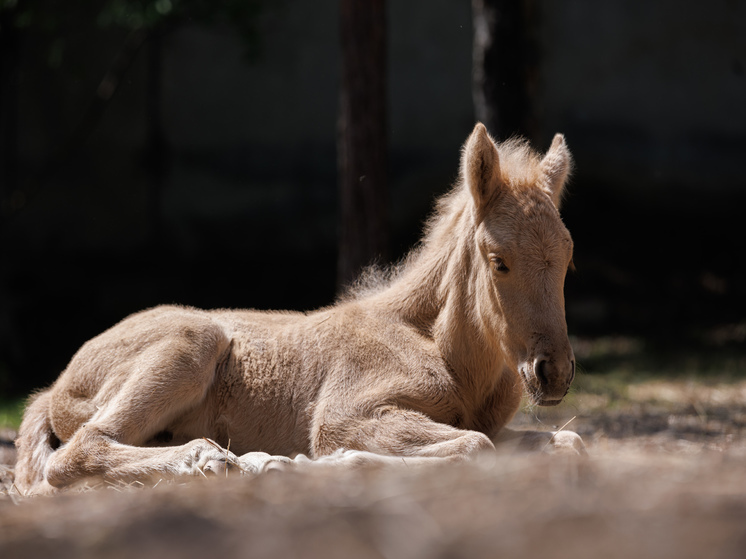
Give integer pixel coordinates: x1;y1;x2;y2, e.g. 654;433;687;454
377;192;505;385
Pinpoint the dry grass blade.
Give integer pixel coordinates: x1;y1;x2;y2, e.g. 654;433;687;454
226;439;232;478
8;485;20;505
542;415;577;452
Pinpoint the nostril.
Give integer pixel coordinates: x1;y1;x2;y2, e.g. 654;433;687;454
569;360;576;384
535;359;549;387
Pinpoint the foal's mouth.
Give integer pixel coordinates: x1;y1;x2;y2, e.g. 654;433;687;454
518;366;568;407
535;397;563;407
526;387;565;407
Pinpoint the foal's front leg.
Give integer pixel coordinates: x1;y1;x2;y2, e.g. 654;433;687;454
311;405;496;463
493;427;587;455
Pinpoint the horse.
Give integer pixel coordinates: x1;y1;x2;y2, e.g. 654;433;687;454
14;123;584;495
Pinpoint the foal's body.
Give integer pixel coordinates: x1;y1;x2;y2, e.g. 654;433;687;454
15;124;584;495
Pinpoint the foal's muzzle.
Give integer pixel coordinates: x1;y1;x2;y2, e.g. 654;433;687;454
521;356;576;406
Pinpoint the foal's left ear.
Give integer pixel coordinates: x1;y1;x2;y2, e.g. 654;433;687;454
539;134;573;208
462;122;502;218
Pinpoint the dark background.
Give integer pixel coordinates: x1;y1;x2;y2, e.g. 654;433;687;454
1;0;744;396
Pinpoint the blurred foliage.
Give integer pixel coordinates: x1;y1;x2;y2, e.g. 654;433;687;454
0;397;24;430
0;0;264;66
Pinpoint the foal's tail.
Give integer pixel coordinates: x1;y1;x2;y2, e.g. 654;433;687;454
14;390;58;495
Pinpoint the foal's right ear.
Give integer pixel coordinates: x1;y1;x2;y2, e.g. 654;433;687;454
539;133;572;209
462;123;501;219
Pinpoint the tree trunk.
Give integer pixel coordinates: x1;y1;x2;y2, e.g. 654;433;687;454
337;0;388;289
472;0;538;140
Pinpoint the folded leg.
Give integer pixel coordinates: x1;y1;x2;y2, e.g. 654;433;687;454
42;321;241;489
312;405;495;461
493;427;587;455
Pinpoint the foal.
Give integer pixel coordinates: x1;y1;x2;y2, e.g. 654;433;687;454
15;123;584;494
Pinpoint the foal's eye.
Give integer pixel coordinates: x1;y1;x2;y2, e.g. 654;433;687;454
490;257;509;273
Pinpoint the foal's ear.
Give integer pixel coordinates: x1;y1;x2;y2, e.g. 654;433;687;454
539;133;573;208
462;123;502;217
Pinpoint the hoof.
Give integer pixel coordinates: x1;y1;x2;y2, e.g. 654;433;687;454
202;458;238;476
546;430;587;456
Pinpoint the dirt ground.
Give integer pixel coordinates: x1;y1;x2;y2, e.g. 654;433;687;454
1;376;745;559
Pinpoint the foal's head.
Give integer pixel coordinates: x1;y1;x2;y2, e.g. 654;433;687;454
463;123;575;406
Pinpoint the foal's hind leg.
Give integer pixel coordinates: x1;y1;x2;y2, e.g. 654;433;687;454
43;322;265;489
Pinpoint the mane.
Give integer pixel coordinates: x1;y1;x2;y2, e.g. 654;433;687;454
337;261;406;302
338;188;463;304
492;136;544;188
339;136;546;303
